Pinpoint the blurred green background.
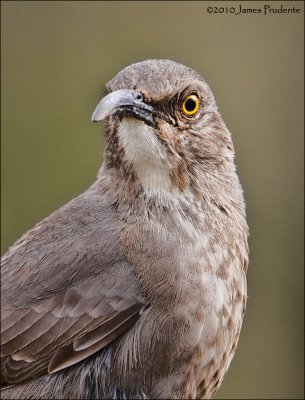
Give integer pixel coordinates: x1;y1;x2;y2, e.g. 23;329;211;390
1;1;304;399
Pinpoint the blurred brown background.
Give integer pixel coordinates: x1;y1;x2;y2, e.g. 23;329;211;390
1;1;304;398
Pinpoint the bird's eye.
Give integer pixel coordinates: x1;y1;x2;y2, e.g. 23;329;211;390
181;95;200;116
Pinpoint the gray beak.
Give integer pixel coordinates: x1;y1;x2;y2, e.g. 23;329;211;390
91;89;155;125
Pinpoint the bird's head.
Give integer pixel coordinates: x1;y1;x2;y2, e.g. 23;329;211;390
92;59;237;203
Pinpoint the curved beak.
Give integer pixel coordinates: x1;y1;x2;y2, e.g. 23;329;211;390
91;89;155;126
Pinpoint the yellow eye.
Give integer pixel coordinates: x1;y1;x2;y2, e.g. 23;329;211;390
182;95;200;116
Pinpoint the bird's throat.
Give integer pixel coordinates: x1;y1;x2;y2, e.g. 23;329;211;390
117;118;174;198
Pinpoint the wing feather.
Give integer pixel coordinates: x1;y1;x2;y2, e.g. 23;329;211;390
1;190;146;385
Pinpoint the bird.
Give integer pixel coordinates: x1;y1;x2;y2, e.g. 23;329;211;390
1;59;249;399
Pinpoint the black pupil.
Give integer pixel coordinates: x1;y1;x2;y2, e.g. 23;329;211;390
185;98;196;112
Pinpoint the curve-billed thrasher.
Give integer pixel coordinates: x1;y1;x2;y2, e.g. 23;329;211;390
1;59;249;399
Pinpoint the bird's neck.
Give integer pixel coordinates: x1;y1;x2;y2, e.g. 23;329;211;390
98;162;194;210
97;160;246;226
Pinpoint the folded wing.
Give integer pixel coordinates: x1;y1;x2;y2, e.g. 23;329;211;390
1;190;146;384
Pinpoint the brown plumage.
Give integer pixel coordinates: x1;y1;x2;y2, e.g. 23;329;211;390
1;59;249;399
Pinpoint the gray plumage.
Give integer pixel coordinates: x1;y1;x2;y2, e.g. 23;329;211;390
1;59;249;399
